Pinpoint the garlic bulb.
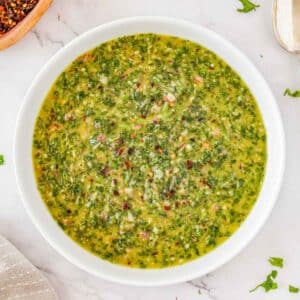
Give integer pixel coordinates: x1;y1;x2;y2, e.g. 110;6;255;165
273;0;300;53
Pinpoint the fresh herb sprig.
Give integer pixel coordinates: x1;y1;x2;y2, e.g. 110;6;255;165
284;88;300;97
250;270;278;292
250;257;300;293
289;285;300;293
237;0;259;13
0;154;4;166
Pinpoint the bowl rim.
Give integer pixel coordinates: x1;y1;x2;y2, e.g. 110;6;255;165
14;16;286;286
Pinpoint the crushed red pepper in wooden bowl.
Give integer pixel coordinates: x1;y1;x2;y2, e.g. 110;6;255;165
0;0;39;36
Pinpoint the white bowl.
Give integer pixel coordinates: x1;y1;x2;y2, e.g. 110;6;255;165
14;16;285;286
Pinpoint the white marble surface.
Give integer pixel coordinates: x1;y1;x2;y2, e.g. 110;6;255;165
1;0;300;299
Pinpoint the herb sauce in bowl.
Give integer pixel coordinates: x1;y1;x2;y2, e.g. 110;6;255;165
32;34;266;268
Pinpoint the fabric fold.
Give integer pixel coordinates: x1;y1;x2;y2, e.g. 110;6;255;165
0;235;58;300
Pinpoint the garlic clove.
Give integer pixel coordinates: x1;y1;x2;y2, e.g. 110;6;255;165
272;0;300;53
294;0;300;49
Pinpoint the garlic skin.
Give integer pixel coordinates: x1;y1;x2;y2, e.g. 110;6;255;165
273;0;300;53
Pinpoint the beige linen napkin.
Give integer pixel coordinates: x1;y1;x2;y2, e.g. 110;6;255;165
0;235;58;300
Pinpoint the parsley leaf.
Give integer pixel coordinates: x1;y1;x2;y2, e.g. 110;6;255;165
289;285;300;293
284;88;300;97
269;257;284;268
250;270;278;293
237;0;260;13
0;154;4;166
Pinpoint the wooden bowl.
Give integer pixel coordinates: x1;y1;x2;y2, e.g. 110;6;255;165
0;0;53;50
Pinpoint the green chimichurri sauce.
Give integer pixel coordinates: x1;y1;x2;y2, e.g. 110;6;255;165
33;34;266;268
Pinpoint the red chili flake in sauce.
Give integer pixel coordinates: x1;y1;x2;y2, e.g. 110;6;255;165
154;145;163;154
101;165;110;176
97;134;106;143
116;138;124;146
186;160;193;169
166;190;175;198
124;160;133;170
115;147;125;156
140;231;150;239
0;0;39;35
163;202;171;211
123;202;129;210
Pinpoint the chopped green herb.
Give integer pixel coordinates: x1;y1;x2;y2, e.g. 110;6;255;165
284;88;300;97
250;270;278;293
289;285;300;293
237;0;259;13
269;257;284;268
0;154;4;165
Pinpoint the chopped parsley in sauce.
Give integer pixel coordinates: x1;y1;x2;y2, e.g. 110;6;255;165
33;34;266;268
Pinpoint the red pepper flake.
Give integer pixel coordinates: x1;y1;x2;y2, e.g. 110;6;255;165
154;145;163;154
124;160;133;170
0;0;39;35
113;190;120;196
200;179;211;189
186;160;193;169
115;147;125;156
101;165;110;176
123;202;129;210
163;201;171;211
164;204;171;211
49;122;61;132
97;134;106;143
79;53;94;63
116;138;124;146
193;75;203;85
166;190;175;198
140;231;150;240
